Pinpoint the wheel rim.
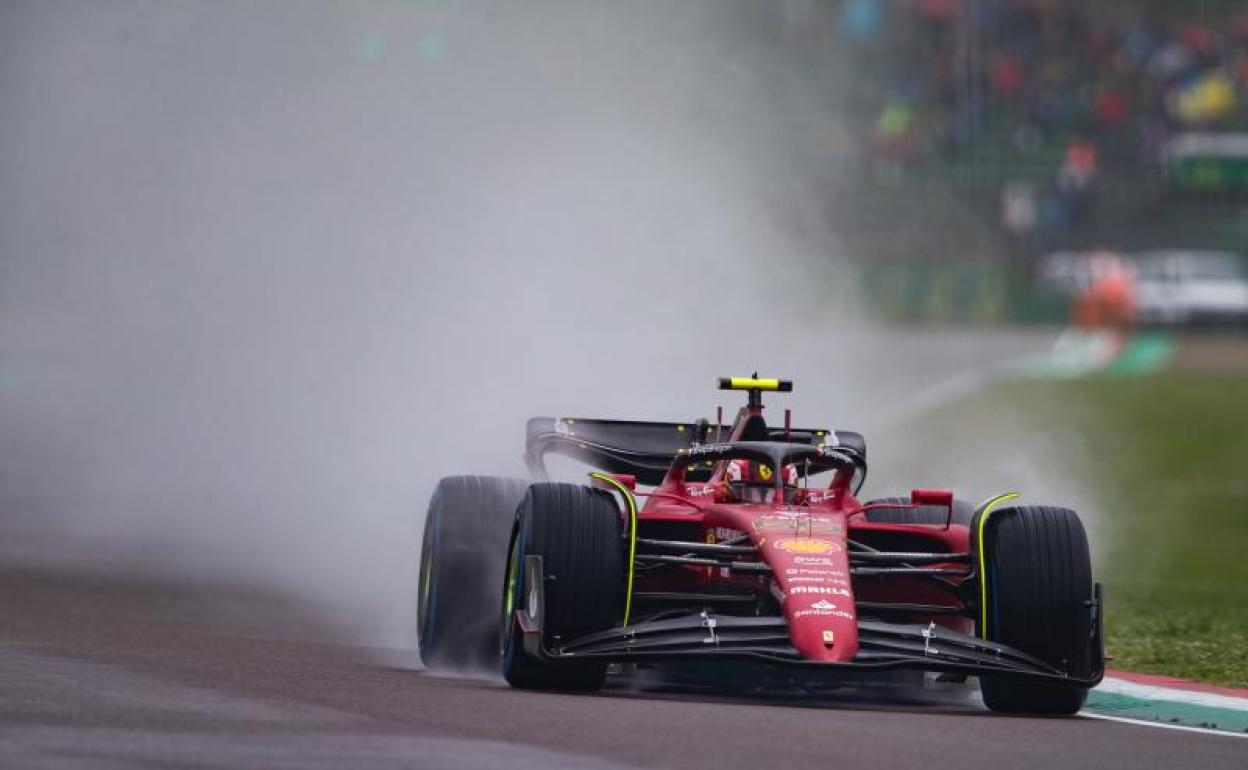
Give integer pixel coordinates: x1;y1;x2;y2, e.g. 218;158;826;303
501;529;525;668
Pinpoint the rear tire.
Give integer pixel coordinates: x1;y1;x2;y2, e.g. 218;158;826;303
418;475;530;673
976;505;1094;715
501;483;625;692
865;495;974;526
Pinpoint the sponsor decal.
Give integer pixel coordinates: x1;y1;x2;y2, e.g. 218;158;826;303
789;585;851;597
785;566;846;577
752;515;844;536
794;608;855;620
687;485;716;498
757;463;773;481
752;514;799;533
822;630;836;644
806;490;837;504
793;556;835;566
787;576;850;586
808;519;844;536
792;599;856;621
688;443;733;457
775;539;841;555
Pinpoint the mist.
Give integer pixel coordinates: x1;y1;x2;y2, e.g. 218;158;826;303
0;1;1077;648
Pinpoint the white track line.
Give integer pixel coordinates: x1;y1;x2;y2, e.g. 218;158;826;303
1080;711;1248;739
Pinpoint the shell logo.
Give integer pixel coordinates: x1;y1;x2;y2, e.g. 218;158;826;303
775;538;840;555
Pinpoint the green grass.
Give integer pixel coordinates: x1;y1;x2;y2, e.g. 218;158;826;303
884;370;1248;686
989;374;1248;687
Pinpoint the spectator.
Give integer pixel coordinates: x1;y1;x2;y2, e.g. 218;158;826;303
1058;136;1098;192
1095;86;1129;127
992;53;1024;97
1171;70;1237;126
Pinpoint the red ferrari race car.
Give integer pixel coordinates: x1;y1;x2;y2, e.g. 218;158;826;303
418;377;1105;715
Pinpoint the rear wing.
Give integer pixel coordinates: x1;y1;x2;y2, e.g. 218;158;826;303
524;417;864;486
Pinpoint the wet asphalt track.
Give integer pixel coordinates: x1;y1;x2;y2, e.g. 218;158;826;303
1;569;1243;770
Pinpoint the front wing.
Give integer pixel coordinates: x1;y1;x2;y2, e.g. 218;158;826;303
514;556;1105;687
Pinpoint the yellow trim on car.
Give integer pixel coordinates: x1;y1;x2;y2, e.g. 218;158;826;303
975;491;1020;638
727;377;781;390
589;473;638;627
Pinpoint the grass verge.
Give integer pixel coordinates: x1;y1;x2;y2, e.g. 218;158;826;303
991;373;1248;687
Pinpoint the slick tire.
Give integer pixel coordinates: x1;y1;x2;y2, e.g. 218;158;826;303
865;496;975;526
975;505;1094;715
418;475;531;673
501;483;625;692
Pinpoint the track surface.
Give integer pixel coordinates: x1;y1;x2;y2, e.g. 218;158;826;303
1;569;1243;769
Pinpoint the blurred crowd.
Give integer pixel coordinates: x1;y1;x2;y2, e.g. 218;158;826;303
769;0;1248;323
805;0;1248;263
864;0;1248;161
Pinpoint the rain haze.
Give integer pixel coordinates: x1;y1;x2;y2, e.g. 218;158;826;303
1;1;1077;649
6;3;1248;764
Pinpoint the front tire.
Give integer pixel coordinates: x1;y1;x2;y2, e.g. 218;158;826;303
976;505;1095;715
501;483;625;691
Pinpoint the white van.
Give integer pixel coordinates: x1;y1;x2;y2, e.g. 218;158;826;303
1132;250;1248;325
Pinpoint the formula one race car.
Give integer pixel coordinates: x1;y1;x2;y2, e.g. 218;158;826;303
418;377;1104;715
